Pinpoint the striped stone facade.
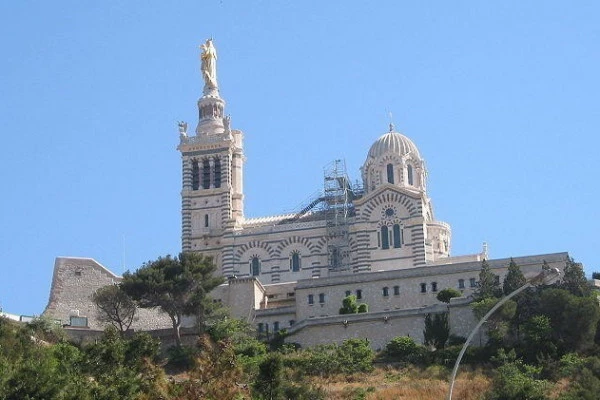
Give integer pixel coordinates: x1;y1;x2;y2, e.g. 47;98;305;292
40;44;573;349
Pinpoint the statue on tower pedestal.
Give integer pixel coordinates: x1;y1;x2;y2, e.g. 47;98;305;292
200;39;218;93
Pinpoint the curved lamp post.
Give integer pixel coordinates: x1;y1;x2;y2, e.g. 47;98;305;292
446;267;561;400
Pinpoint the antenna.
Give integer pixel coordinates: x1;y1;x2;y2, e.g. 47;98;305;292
121;234;126;273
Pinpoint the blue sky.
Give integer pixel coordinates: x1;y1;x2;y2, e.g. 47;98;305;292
1;2;598;316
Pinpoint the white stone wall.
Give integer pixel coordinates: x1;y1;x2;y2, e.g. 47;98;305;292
292;252;568;324
43;257;172;331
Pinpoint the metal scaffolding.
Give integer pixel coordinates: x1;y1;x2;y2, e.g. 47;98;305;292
323;160;352;271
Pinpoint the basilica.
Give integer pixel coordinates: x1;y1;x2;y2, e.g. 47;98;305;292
44;41;569;348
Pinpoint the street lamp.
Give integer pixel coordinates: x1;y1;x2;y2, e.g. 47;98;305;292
446;267;561;400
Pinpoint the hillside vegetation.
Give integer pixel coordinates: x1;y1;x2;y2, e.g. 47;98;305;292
2;258;600;399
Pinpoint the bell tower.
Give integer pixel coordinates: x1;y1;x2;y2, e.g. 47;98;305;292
177;39;244;267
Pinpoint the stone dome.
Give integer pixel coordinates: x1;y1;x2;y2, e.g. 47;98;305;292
367;131;421;160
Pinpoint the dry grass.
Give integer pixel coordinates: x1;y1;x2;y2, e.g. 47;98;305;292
310;366;491;400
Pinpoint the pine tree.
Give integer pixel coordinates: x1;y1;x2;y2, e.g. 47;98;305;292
476;259;501;300
423;313;450;349
560;257;590;297
503;258;527;295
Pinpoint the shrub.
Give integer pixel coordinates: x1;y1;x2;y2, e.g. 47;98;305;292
166;345;197;370
253;353;284;400
487;360;549;400
336;338;374;373
386;336;427;364
437;288;462;303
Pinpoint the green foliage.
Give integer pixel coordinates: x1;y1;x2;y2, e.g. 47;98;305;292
172;335;250;400
339;295;368;315
486;359;549;400
423;313;449;349
560;257;590;297
386;336;425;363
26;316;66;343
503;258;526;295
476;259;502;300
558;353;586;378
522;315;556;360
555;355;600;400
471;297;517;345
166;345;198;370
339;295;358;314
285;339;374;377
91;284;137;333
336;338;375;373
253;352;284;400
537;288;600;354
436;287;462;303
206;315;252;342
121;252;225;346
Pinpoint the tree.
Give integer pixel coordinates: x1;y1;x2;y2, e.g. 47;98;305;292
92;285;136;334
503;258;526;296
339;295;358;314
336;338;375;374
253;353;284;400
423;313;450;349
173;335;250;400
339;295;368;315
560;257;590;297
386;336;423;362
476;259;501;300
437;288;462;303
121;252;224;346
537;288;600;354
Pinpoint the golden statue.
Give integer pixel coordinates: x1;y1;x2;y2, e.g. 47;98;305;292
200;39;218;90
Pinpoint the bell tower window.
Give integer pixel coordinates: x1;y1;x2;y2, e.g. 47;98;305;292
290;252;301;272
191;159;200;190
202;159;211;189
250;257;261;276
214;158;221;188
407;164;414;186
386;163;394;184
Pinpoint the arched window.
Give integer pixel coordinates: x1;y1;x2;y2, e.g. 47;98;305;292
204;214;209;228
458;279;465;289
202;159;211;189
407;164;414;186
393;285;400;295
250;257;260;276
382;287;389;297
393;224;402;248
213;158;221;188
290;252;301;272
386;163;394;184
431;282;438;292
191;159;200;190
380;226;390;249
319;293;325;304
